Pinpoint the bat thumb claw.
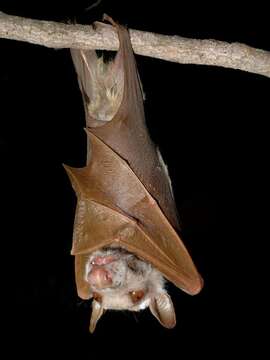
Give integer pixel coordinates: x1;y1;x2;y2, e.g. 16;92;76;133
102;13;118;27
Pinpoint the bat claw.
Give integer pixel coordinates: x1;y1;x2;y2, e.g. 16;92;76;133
102;14;118;27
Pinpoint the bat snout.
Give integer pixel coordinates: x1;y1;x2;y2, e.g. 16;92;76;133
88;266;113;289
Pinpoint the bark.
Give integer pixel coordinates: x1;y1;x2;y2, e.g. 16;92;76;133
0;11;269;78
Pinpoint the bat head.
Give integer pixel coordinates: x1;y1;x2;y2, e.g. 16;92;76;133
84;248;176;333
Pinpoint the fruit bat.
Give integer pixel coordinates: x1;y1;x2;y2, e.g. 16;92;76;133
64;16;203;333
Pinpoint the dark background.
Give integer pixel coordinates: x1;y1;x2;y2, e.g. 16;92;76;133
1;1;268;357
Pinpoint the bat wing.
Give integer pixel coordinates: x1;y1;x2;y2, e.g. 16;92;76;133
70;19;179;230
64;131;203;297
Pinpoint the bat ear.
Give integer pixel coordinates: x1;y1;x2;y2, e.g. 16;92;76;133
149;293;176;329
89;300;105;333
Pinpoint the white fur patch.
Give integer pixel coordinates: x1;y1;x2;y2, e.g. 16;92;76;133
156;148;174;198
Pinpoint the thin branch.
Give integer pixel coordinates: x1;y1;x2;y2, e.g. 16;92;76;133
0;11;269;78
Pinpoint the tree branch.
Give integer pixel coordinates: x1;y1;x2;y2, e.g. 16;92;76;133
0;11;269;78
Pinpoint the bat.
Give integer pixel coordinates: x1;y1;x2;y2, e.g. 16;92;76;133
64;15;203;333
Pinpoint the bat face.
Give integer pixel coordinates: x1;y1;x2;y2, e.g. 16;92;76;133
65;16;203;333
83;247;176;333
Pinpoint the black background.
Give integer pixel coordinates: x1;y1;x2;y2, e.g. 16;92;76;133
1;1;269;357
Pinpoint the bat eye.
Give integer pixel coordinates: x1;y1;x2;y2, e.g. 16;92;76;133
93;292;102;303
129;290;145;303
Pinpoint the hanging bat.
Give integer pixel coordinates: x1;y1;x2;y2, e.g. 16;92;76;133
64;16;203;333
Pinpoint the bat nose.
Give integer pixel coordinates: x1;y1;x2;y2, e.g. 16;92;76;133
88;266;112;289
